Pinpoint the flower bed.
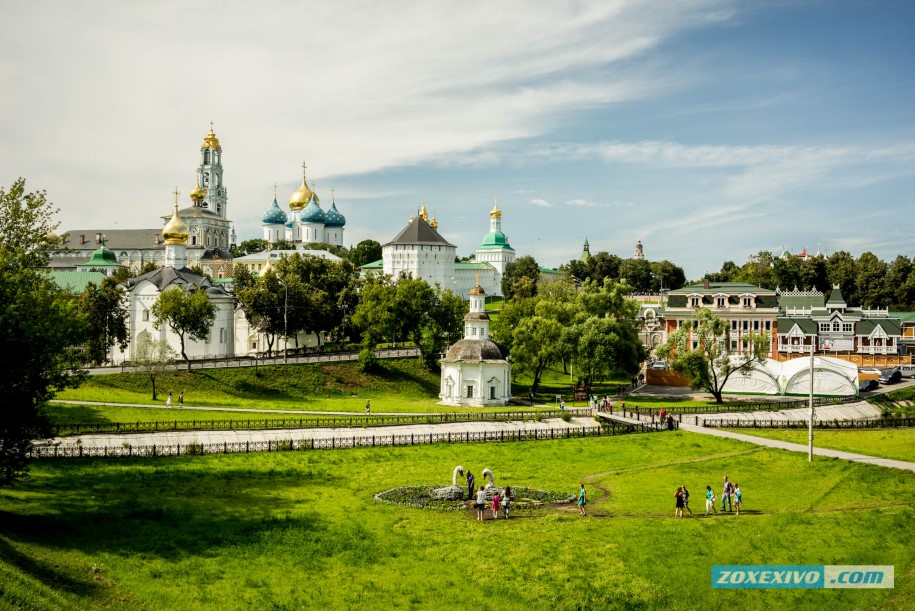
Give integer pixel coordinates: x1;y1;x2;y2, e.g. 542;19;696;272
374;485;575;511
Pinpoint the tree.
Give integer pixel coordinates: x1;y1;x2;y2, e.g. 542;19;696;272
134;334;175;400
138;260;160;275
656;307;770;403
151;286;216;371
826;251;857;305
649;260;686;291
564;316;644;396
502;256;540;300
0;178;86;487
231;238;268;258
349;239;383;268
618;258;652;292
509;315;564;394
235;270;285;356
77;276;129;365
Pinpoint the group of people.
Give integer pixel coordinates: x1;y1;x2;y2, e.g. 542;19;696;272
474;485;513;521
165;391;184;408
699;475;744;516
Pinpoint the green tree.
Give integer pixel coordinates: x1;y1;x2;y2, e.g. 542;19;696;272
138;260;160;275
349;239;383;267
509;315;564;394
231;238;268;258
618;258;652;292
649;260;686;291
0;178;86;486
855;252;889;308
77;276;129;365
826;251;857;305
737;250;777;288
133;334;175;400
564;316;644;396
502;256;540;300
589;252;622;284
151;286;217;371
656;307;770;403
235;270;285;356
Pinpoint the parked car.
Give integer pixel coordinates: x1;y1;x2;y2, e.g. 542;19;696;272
858;379;879;392
878;369;902;384
650;361;668;370
898;364;915;378
859;368;882;376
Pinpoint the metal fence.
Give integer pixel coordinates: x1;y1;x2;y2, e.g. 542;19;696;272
609;394;859;418
31;423;672;459
53;408;594;437
697;416;915;429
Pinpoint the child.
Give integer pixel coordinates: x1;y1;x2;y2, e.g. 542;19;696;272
502;486;512;519
578;483;587;516
705;485;718;516
734;484;742;516
674;486;684;518
491;490;501;519
476;486;486;521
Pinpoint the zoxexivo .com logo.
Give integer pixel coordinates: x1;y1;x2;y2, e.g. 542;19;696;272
712;565;894;589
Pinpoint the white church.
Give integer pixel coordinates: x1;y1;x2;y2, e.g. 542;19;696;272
439;281;512;406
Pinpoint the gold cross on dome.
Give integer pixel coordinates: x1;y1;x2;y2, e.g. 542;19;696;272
475;273;480;285
173;187;180;204
273;182;277;198
302;161;307;179
331;186;335;201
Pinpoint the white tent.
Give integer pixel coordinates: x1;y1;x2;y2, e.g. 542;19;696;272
721;356;858;396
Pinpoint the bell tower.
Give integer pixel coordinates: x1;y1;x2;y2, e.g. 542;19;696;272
199;122;228;219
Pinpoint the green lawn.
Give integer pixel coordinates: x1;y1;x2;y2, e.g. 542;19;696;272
725;427;915;463
1;433;911;609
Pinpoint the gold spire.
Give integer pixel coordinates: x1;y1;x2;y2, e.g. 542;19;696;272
162;188;190;244
289;161;314;211
202;122;221;149
490;196;502;218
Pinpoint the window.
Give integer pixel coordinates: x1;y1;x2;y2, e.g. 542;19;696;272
742;320;749;331
142;309;149;321
219;328;225;344
490;387;496;399
742;297;751;307
691;341;699;350
716;297;725;308
731;320;738;331
765;321;772;331
466;385;474;399
690;297;700;307
472;327;477;336
753;320;760;331
730;339;738;350
842;323;853;332
819;323;830;333
833;321;840;332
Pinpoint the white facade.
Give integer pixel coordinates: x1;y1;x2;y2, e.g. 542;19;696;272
233;308;322;356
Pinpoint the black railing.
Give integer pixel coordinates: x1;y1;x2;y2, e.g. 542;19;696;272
52;408;594;437
698;416;915;429
31;423;673;459
604;395;859;418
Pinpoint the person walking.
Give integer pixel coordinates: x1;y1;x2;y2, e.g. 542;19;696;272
502;486;512;519
578;483;587;516
674;486;684;518
166;392;173;408
476;486;486;521
705;485;718;516
466;470;475;501
365;399;371;415
681;484;693;516
721;476;732;512
491;490;501;519
734;484;742;516
559;398;565;411
178;392;184;407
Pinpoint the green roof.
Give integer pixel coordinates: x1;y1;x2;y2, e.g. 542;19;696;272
890;312;915;322
211;277;233;284
455;262;495;270
777;317;817;334
856;319;901;335
360;259;384;269
670;282;776;296
477;231;514;250
47;270;106;293
826;286;847;306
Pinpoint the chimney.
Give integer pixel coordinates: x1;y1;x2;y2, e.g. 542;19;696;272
704;275;710;290
155;234;161;245
80;234;86;244
95;232;102;244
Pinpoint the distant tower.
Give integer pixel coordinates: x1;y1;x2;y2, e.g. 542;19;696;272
634;240;644;260
474;199;516;294
199;123;228;219
579;238;591;262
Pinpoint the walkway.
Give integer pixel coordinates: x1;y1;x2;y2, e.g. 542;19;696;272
41;416;600;450
678;422;915;473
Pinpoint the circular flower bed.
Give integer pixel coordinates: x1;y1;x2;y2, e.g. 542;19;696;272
374;485;575;511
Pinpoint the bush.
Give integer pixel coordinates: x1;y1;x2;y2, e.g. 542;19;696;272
357;348;380;372
560;412;573;423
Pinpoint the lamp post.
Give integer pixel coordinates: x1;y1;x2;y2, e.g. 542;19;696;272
278;279;288;364
808;341;814;461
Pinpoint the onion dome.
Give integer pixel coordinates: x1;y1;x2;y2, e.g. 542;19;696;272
419;203;429;222
190;181;207;203
202;126;221;150
262;198;288;225
430;215;438;230
324;197;346;227
82;245;120;267
288;163;314;211
300;196;325;224
162;204;190;244
469;284;485;296
490;203;502;218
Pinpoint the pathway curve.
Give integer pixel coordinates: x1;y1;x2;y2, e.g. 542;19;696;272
678;422;915;472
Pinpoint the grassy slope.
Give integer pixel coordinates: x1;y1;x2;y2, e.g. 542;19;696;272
725;427;915;462
1;433;912;610
868;387;915;417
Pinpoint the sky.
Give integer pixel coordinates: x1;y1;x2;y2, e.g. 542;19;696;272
1;0;913;279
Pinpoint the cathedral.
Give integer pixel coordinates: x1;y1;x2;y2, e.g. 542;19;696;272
260;163;346;247
51;125;235;278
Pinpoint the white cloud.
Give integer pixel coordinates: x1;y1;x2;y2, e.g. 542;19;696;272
530;198;554;208
565;199;609;208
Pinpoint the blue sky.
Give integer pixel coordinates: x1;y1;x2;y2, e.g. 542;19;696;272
1;1;913;279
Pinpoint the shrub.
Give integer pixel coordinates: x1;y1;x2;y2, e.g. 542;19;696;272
357;349;380;372
560;412;573;423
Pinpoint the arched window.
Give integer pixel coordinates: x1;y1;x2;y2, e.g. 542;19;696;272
204;150;210;164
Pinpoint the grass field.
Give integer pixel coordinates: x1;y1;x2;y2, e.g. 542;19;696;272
1;433;911;609
725;427;915;463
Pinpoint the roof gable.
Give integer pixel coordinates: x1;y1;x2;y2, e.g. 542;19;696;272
385;216;455;247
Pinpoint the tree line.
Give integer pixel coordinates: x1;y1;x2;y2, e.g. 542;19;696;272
709;250;915;309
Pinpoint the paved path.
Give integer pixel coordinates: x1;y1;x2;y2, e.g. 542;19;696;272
680;401;882;425
678;422;915;472
41;416;599;450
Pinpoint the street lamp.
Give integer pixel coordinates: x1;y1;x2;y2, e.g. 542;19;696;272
278;279;288;364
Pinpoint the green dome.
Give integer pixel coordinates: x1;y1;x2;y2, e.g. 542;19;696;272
478;230;513;250
79;245;120;268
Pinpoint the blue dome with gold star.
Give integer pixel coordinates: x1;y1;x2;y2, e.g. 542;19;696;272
300;196;325;224
261;198;288;225
324;200;346;227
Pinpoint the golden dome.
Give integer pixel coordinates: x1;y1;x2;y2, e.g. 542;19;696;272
469;274;485;295
430;215;439;230
490;203;502;218
419;203;429;222
202;126;221;150
190;182;206;202
289;163;314;211
162;204;190;245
